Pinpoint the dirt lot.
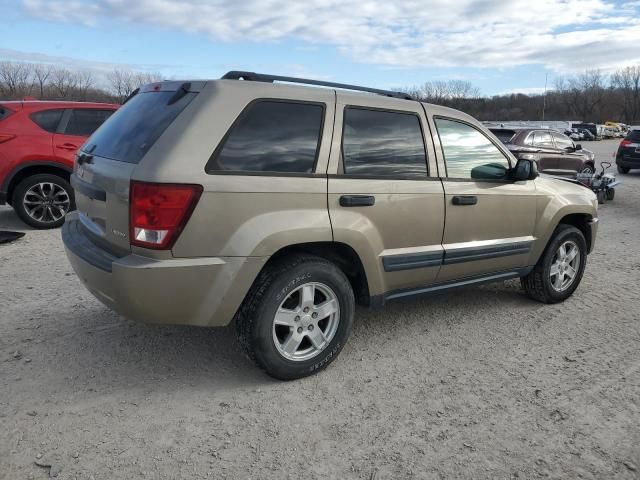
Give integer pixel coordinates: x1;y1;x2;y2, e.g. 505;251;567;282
1;139;639;479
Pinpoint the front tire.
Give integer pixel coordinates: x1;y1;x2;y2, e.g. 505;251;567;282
579;164;594;175
521;225;587;304
617;165;630;174
12;174;75;229
235;255;355;380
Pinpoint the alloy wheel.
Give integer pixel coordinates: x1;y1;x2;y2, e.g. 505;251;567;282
272;282;340;362
23;182;70;224
549;240;581;292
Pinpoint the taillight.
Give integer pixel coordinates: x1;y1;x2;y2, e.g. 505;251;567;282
0;133;15;143
620;139;632;147
129;181;202;250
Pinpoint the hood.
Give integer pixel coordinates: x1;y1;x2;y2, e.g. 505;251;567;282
536;174;598;209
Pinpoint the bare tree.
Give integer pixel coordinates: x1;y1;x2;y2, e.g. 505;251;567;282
76;70;95;100
50;68;79;99
32;64;53;99
556;70;607;121
106;69;135;101
406;79;479;104
0;61;33;99
611;66;640;124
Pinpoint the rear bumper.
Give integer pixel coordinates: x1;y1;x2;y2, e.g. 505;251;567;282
617;152;640;168
62;213;266;327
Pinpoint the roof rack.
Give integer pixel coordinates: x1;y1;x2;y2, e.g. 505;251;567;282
221;71;413;100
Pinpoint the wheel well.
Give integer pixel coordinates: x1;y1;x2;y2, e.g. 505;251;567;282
5;165;71;205
268;242;371;306
559;213;592;252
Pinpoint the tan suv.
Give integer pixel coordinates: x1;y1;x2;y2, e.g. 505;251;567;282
62;72;598;380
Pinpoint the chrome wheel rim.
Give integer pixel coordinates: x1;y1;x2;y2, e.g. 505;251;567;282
272;282;340;362
23;182;70;224
550;240;580;292
581;166;593;175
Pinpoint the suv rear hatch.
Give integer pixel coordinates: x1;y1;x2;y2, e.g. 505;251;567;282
71;81;204;256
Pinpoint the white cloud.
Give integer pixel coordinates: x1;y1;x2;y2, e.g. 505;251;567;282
20;0;640;72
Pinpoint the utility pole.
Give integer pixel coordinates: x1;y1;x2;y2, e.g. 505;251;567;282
542;73;548;126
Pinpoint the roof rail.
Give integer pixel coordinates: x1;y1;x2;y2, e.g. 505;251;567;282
221;71;413;100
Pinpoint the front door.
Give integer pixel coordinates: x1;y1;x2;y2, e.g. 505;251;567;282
430;116;537;283
327;94;445;297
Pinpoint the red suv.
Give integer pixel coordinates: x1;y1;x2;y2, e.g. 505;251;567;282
0;100;119;228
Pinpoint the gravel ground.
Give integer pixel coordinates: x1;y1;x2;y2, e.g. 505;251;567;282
1;140;639;479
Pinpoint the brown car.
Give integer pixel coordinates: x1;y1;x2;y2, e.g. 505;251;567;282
490;127;596;175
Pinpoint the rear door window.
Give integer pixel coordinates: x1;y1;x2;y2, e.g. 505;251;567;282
30;109;64;133
64;109;114;137
207;100;324;174
341;107;427;177
85;91;197;164
532;131;554;148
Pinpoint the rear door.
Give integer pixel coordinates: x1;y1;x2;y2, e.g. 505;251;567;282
430;115;537;282
71;82;203;255
53;108;114;165
327;93;444;296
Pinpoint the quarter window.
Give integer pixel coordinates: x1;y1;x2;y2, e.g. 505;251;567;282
435;118;510;180
342;108;427;177
209;101;324;174
65;109;114;137
30;109;64;133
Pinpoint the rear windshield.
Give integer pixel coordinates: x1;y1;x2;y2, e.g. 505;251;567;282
84;91;197;164
626;130;640;141
489;129;516;144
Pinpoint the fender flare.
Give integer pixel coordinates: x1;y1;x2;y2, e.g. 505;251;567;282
1;161;73;193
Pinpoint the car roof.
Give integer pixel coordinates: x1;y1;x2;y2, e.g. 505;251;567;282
0;100;119;110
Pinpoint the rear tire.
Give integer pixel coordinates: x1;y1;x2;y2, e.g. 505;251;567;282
597;190;606;204
617;165;630;174
521;225;587;304
12;174;75;229
235;255;355;380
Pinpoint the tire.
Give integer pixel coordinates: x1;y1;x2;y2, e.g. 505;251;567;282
12;174;75;229
606;188;615;201
579;164;594;175
235;254;355;380
521;225;587;304
597;190;606;204
617;165;630;174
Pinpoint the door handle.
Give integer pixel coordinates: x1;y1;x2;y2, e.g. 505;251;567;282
452;195;477;206
339;195;375;207
57;143;79;151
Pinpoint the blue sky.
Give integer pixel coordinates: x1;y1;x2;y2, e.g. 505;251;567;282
1;0;640;96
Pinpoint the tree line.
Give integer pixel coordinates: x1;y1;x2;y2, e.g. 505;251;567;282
405;67;640;124
1;60;639;124
0;61;162;104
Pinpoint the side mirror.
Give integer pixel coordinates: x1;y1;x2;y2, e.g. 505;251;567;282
512;158;538;181
574;144;582;151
